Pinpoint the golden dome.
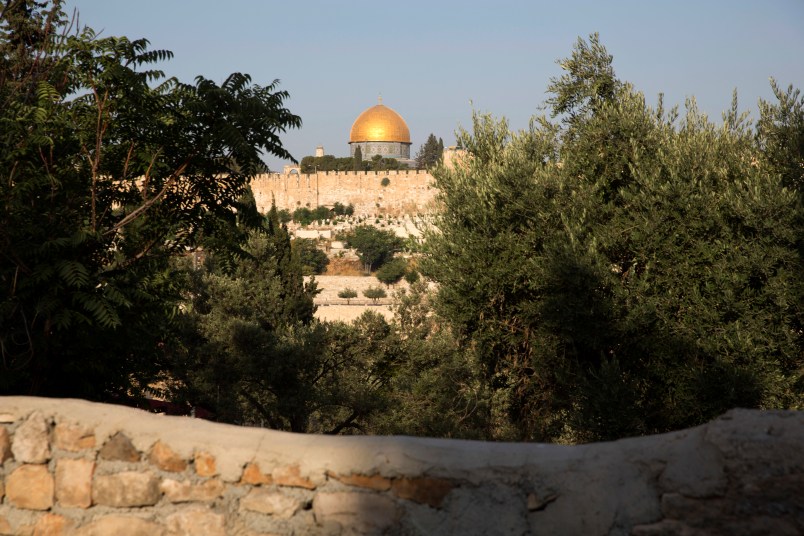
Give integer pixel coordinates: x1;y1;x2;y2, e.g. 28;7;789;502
349;101;410;144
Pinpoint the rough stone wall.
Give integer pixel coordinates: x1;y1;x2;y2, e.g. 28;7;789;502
250;170;436;216
0;398;801;535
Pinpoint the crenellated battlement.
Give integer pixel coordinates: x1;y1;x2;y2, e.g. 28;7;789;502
250;169;437;216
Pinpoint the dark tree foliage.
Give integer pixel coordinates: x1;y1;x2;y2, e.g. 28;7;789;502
332;202;354;216
756;80;804;195
292;205;331;225
423;34;803;442
300;155;355;173
367;154;406;171
363;281;492;439
0;1;301;398
415;133;444;169
352;146;363;171
292;238;329;275
337;287;357;304
362;286;387;303
175;218;320;430
343;225;403;273
375;257;407;287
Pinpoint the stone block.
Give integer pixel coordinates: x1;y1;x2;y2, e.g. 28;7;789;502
240;488;304;518
72;516;166;536
660;493;725;527
391;476;453;508
6;464;54;510
0;426;11;463
527;491;557;511
165;508;226;536
33;513;75;536
149;441;187;473
160;478;224;503
631;519;702;535
92;471;161;507
272;464;315;490
313;492;399;534
0;516;10;536
240;462;272;485
53;422;96;452
11;411;50;463
328;472;391;491
56;458;94;508
194;450;217;477
99;432;140;462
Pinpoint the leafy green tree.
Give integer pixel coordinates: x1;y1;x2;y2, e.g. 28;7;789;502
332;202;354;216
277;209;292;224
363;286;387;303
292;207;313;225
415;133;443;169
300;155;357;173
291;205;331;225
337;288;358;304
292;238;329;275
756;79;804;195
353;146;363;171
365;154;405;171
0;1;302;398
423;34;802;442
375;257;407;287
316;312;401;433
176;206;321;430
403;269;420;285
364;281;492;439
343;225;403;273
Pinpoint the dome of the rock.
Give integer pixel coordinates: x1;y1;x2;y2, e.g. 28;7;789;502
349;103;411;144
349;98;413;164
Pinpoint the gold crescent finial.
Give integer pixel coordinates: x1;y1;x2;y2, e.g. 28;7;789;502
378;94;383;105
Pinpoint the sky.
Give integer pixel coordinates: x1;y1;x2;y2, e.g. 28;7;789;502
62;0;804;172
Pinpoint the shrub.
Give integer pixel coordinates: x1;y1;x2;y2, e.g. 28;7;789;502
363;286;387;304
337;287;358;304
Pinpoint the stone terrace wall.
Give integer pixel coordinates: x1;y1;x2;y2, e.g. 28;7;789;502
0;398;801;535
250;170;436;216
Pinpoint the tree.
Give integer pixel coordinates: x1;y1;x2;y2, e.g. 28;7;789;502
363;286;387;304
423;34;802;442
332;202;354;216
0;1;301;398
415;133;443;169
756;79;804;195
375;257;407;287
546;32;620;127
292;238;329;275
300;155;357;173
343;225;403;273
364;280;491;439
317;311;400;434
337;287;358;304
353;146;363;171
176;205;322;431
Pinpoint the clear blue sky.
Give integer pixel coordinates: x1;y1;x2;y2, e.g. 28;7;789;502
63;0;804;172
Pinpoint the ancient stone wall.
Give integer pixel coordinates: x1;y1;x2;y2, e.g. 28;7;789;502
250;170;436;216
0;397;801;535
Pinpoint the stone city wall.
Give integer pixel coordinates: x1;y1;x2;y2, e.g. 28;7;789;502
250;170;436;216
0;397;801;535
